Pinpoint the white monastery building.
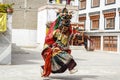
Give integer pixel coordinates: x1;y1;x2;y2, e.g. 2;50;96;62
78;0;120;53
38;0;120;53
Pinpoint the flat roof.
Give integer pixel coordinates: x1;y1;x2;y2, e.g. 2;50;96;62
38;4;78;11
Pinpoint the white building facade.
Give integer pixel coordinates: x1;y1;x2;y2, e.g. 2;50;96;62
79;0;120;53
37;0;120;53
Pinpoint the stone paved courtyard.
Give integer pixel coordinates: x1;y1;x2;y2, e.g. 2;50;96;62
0;46;120;80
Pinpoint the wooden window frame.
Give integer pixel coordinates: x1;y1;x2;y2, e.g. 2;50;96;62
79;0;86;10
104;12;116;30
103;36;117;51
90;36;101;50
105;17;115;29
105;0;115;5
78;21;86;31
91;19;99;30
91;0;100;8
79;16;86;30
90;15;100;30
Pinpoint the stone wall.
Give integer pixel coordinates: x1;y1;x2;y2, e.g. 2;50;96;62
2;0;47;47
3;0;47;30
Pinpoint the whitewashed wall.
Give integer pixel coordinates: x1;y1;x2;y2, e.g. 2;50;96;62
37;6;78;49
73;0;79;6
37;9;47;49
12;29;37;47
79;0;120;32
47;9;57;21
37;9;58;49
0;0;3;3
47;8;78;22
78;0;120;53
71;10;79;23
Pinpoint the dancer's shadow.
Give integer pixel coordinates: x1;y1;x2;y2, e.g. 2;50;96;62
50;75;98;80
11;44;42;65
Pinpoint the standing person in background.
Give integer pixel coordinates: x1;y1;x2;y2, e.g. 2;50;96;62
41;8;78;78
71;31;93;50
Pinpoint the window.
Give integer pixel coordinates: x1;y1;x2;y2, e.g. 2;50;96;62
78;21;85;30
71;24;78;30
79;16;86;30
105;0;115;5
79;0;86;9
90;15;100;30
103;36;117;51
104;12;116;29
105;18;115;29
91;0;100;7
90;36;101;50
91;20;99;29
